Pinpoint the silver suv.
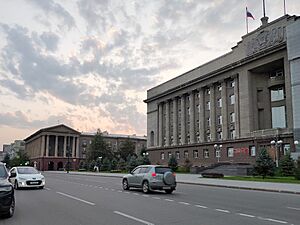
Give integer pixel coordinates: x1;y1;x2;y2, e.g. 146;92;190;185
122;165;176;194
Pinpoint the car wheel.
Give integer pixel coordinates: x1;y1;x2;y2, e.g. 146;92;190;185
142;181;150;194
165;189;174;194
4;197;15;218
122;179;129;190
14;181;18;190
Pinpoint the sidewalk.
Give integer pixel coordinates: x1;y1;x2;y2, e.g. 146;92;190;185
46;171;300;195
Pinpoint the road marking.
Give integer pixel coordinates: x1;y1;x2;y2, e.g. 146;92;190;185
257;217;288;224
56;192;95;206
118;190;123;193
179;202;190;205
142;194;150;197
124;191;130;194
133;193;140;196
195;205;208;209
164;199;174;202
45;188;51;191
111;189;115;191
287;207;300;211
152;197;161;200
237;213;255;218
215;209;230;213
114;211;154;225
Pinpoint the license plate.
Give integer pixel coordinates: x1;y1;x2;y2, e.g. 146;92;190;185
30;182;39;184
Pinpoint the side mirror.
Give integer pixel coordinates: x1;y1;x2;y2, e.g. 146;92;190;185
9;172;17;178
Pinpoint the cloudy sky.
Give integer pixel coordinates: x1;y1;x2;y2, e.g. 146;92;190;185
0;0;299;150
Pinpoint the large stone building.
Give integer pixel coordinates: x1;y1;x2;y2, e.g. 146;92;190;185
144;15;300;167
24;124;146;171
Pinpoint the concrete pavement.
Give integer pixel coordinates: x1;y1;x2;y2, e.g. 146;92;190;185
46;171;300;195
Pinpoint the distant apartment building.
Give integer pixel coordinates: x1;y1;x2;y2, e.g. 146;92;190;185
24;124;146;171
144;15;300;167
2;140;25;160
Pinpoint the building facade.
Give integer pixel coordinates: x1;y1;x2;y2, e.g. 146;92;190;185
24;124;147;171
145;15;300;167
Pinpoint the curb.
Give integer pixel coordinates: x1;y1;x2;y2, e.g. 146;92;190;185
45;171;300;195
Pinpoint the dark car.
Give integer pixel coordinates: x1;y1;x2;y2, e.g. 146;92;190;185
122;165;176;194
0;163;15;218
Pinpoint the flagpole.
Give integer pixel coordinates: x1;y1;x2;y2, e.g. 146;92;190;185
284;0;287;15
246;7;249;34
263;0;266;17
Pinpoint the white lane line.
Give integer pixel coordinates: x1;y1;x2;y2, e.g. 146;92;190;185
142;195;150;197
45;188;51;191
152;197;161;200
114;211;154;225
111;189;115;191
124;191;130;194
215;209;230;213
99;186;103;189
133;193;139;196
287;206;300;211
56;192;95;206
237;213;255;218
118;190;123;193
257;217;288;224
164;199;174;202
179;202;190;206
195;205;208;209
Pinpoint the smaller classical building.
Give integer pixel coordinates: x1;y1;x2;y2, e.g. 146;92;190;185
24;124;146;171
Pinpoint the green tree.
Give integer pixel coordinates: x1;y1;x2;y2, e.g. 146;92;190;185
254;148;275;179
127;155;138;172
87;129;112;161
279;153;295;176
183;158;193;173
295;157;300;180
2;154;10;167
101;158;111;171
118;139;135;161
117;158;127;171
168;154;178;172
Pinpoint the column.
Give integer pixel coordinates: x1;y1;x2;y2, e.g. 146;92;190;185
165;101;170;146
181;95;186;144
72;136;76;157
221;81;228;140
210;85;216;141
190;91;195;143
63;136;67;157
158;103;163;147
45;135;49;157
76;137;80;158
54;135;58;157
173;98;178;146
199;88;205;142
40;135;45;157
234;76;240;138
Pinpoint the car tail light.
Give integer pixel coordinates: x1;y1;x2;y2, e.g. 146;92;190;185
151;172;156;177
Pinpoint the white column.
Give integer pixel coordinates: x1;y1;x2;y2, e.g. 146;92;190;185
40;135;45;157
234;76;240;138
165;101;170;146
158;103;163;147
199;88;205;142
221;81;228;140
54;136;58;157
72;137;76;157
181;95;186;144
76;137;80;158
210;85;216;141
173;97;178;146
46;135;49;157
63;136;67;157
190;92;195;143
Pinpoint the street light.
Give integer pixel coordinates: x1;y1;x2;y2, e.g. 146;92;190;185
97;156;102;172
270;139;283;167
142;152;149;157
214;144;222;163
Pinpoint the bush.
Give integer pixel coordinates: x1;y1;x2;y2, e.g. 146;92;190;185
279;154;295;176
201;173;224;178
254;148;275;179
295;157;300;180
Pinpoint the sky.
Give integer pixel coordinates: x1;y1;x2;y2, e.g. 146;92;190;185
0;0;299;150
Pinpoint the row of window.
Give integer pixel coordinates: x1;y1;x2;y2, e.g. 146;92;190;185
160;146;256;160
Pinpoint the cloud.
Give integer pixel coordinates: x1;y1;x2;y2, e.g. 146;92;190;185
27;0;76;30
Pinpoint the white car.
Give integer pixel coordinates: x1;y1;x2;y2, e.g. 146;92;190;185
9;166;45;189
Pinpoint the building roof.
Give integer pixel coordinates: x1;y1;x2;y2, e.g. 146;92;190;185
81;132;147;140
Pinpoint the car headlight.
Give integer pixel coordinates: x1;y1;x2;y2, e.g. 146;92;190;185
0;186;12;192
41;176;45;180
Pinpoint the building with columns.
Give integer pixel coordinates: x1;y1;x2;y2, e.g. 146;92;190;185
145;15;300;167
24;124;147;171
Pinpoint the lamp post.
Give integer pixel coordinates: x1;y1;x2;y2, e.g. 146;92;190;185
97;156;102;172
270;139;283;167
214;144;222;163
142;152;149;157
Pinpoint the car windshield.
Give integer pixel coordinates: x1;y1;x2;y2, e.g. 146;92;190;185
155;167;172;174
0;165;8;178
17;167;39;174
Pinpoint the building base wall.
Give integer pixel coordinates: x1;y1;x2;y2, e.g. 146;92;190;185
30;157;83;171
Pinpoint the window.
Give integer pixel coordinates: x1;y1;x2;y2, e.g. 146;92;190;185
187;107;190;115
217;115;222;125
179;136;182;145
230;95;235;105
215;149;221;158
230;81;235;88
193;150;199;158
271;87;284;102
197;104;200;113
184;151;189;159
217;98;222;107
250;146;256;157
197;93;200;98
230;130;236;139
217;131;223;140
206;89;210;95
203;149;209;158
230;112;235;123
207;117;211;127
272;106;286;128
283;144;290;155
197;135;200;143
132;168;141;174
168;152;172;159
176;151;180;159
150;131;154;146
161;152;165;160
227;147;234;157
218;85;222;91
207;101;211;110
207;133;211;142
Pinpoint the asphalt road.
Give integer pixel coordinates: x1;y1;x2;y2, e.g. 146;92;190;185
1;173;300;225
